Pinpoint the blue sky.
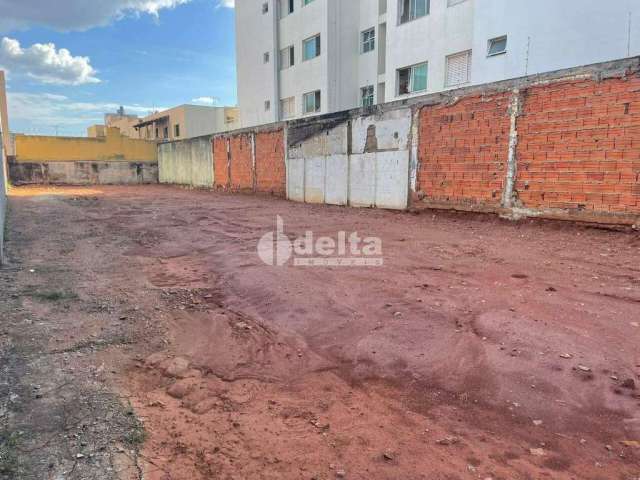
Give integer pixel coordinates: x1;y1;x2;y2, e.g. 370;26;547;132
0;0;236;136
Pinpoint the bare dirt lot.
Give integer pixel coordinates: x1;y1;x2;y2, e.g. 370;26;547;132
1;185;639;480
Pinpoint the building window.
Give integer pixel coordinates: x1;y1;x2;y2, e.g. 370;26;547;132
163;126;169;139
265;100;271;111
397;62;428;95
280;97;295;119
488;36;507;56
303;90;321;114
303;34;321;61
445;50;471;87
263;52;270;63
447;0;467;5
262;2;269;14
361;28;375;54
399;0;429;24
280;46;295;69
280;0;294;17
361;85;375;107
174;124;180;137
303;0;315;5
155;128;159;138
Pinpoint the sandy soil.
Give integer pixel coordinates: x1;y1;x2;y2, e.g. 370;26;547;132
2;185;639;480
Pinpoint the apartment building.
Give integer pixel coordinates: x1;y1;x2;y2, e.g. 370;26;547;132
236;0;640;128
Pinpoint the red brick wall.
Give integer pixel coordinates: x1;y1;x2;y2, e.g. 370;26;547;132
229;134;253;191
212;137;229;189
417;92;512;207
515;76;640;214
255;130;286;195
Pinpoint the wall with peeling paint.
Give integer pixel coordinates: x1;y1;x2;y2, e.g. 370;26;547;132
9;128;159;186
158;136;213;188
9;161;158;186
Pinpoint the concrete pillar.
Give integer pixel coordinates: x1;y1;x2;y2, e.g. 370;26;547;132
501;89;522;209
251;132;257;192
0;71;10;158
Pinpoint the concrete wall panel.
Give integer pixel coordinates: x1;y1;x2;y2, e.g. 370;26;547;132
158;137;213;188
375;151;409;210
348;153;377;208
324;155;349;206
304;157;326;204
287;157;305;202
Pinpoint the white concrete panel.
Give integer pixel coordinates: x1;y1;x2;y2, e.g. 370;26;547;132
348;153;376;208
158;146;169;184
287;157;305;202
324;154;348;206
175;144;190;185
352;109;412;154
375;151;409;210
304;156;326;204
190;140;213;188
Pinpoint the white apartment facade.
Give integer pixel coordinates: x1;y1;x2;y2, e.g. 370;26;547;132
236;0;640;128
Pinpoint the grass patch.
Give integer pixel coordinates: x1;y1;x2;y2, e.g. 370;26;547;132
0;430;20;477
124;423;147;447
122;402;147;448
29;290;78;302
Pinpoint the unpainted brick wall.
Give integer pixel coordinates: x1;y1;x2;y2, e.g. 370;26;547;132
417;92;512;207
213;137;229;189
229;134;253;191
255;130;285;195
212;129;286;195
515;76;640;214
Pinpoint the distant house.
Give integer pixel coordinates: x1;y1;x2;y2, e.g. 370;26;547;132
133;105;240;142
105;107;141;139
88;106;141;140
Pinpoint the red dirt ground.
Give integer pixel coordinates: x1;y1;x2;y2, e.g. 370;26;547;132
6;185;640;480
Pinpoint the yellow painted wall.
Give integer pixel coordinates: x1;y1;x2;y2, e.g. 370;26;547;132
15;127;157;163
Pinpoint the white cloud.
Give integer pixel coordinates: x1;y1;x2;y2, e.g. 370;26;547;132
217;0;235;8
191;96;218;105
0;37;100;85
7;91;162;134
0;0;194;32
